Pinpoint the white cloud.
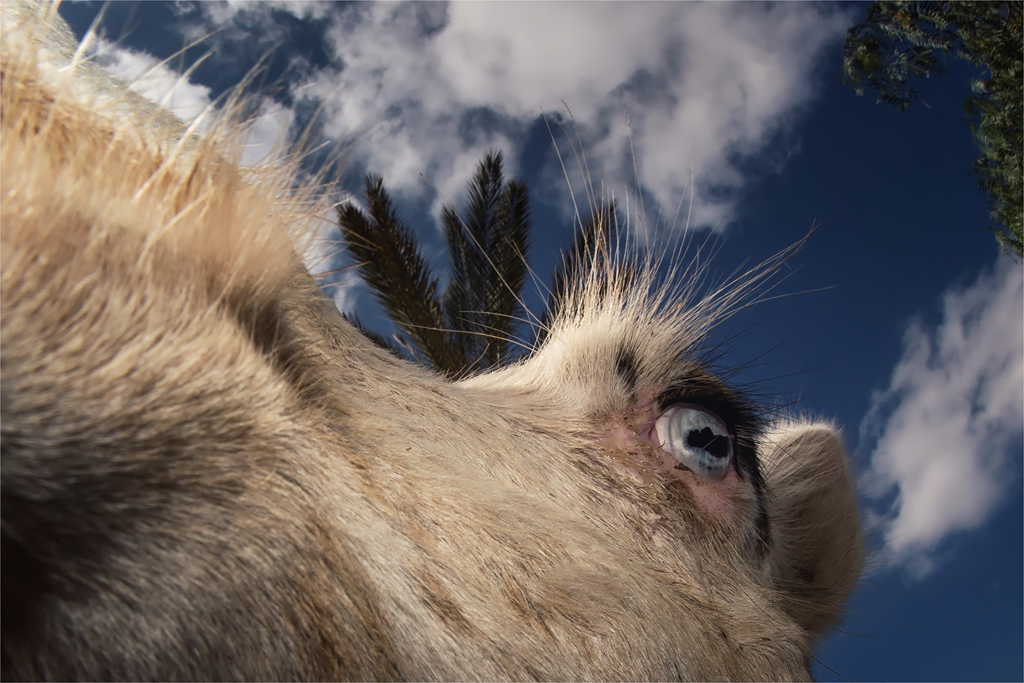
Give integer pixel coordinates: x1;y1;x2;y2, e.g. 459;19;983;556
194;2;850;232
306;195;372;315
301;217;361;314
328;268;362;315
220;0;334;22
860;257;1024;578
94;39;213;126
93;36;296;168
95;1;854;307
238;99;295;166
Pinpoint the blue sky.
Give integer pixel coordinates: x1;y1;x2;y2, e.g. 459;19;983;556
59;2;1023;680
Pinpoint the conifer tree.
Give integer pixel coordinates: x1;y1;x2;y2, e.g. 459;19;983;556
844;1;1022;258
440;152;531;369
337;150;618;377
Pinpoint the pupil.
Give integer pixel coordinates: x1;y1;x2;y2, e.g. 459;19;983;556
687;427;729;458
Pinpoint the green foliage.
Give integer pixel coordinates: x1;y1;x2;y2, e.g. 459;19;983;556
337;150;619;377
337;176;463;373
537;200;620;344
843;1;1022;258
441;152;531;369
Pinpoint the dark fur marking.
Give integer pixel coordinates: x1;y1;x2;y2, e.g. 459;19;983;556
416;570;475;636
614;346;639;398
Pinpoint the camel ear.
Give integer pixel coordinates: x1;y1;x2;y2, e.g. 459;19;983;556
759;422;863;639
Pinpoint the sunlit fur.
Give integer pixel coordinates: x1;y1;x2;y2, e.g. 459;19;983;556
1;5;862;680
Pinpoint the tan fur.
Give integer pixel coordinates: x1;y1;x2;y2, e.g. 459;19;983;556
1;6;862;680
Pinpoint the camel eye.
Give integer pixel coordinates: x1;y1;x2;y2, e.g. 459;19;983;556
654;404;734;480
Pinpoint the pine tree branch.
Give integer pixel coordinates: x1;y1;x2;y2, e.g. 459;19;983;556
337;175;465;376
442;150;533;370
485;178;531;365
538;200;619;344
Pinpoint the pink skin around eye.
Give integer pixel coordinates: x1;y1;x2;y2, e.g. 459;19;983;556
600;397;739;518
